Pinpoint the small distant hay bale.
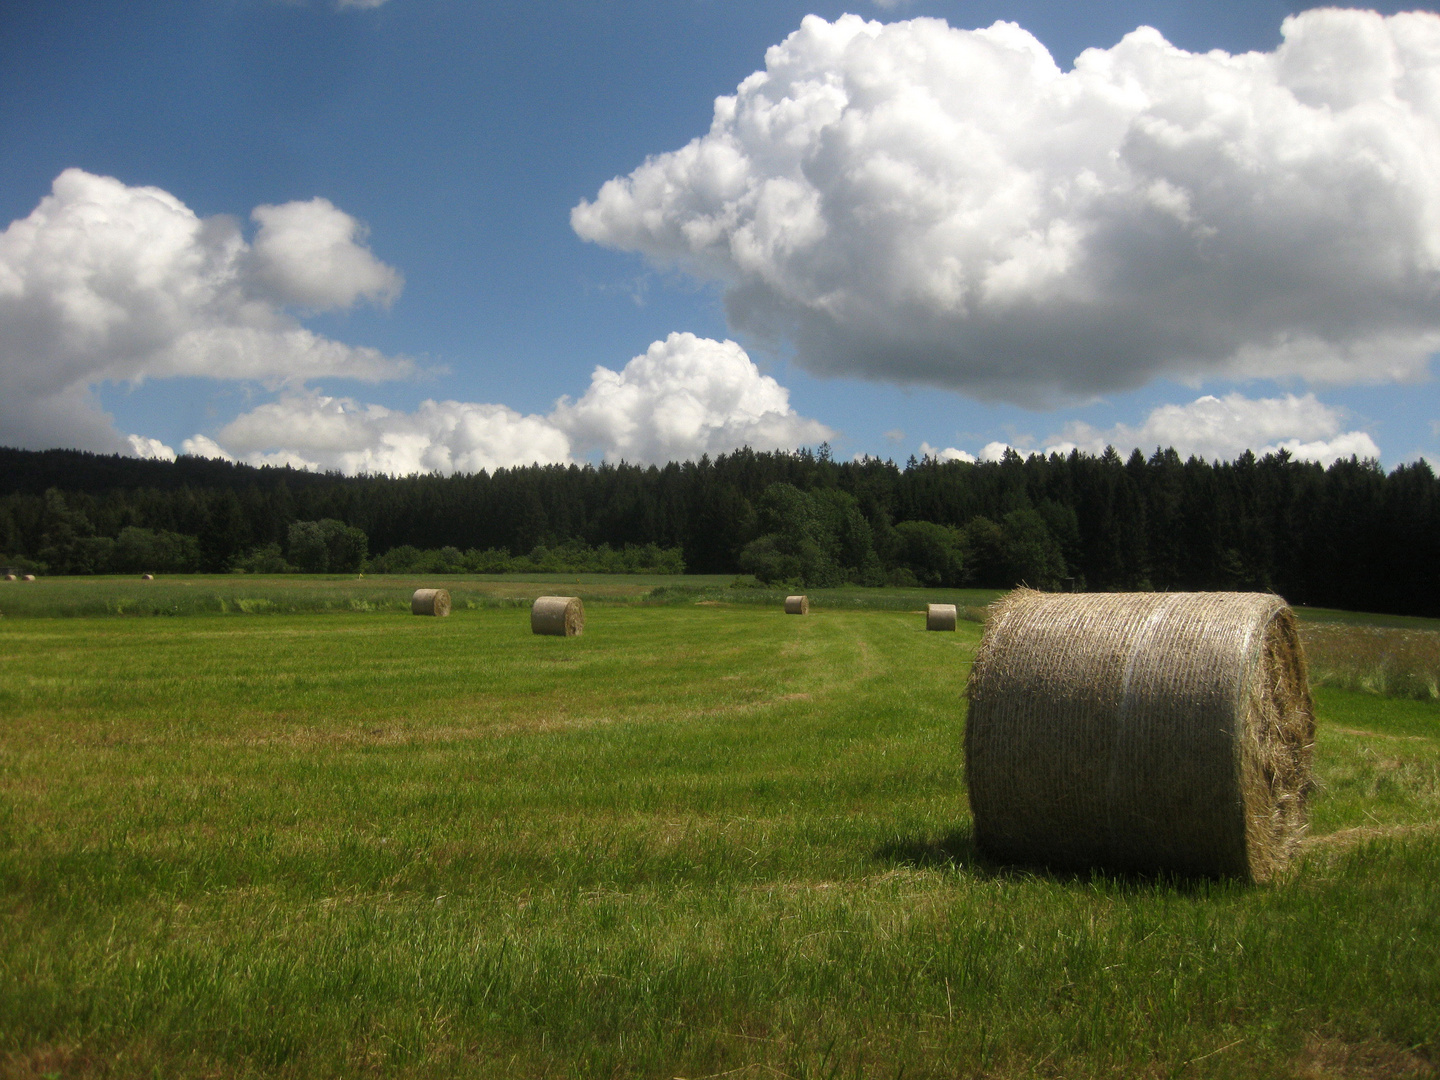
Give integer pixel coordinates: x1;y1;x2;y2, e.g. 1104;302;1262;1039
927;603;958;631
411;588;451;617
21;574;36;582
532;595;584;636
785;595;809;615
3;574;15;582
141;573;155;581
965;590;1314;882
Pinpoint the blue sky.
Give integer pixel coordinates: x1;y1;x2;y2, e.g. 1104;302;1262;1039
3;0;1440;472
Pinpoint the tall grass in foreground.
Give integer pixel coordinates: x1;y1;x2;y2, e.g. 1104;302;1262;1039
1301;622;1440;700
1;602;1437;1078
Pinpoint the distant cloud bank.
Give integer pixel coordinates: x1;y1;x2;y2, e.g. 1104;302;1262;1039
180;332;834;473
922;392;1378;467
575;8;1440;402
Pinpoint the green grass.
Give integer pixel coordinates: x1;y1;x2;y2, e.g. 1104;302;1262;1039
0;589;1437;1078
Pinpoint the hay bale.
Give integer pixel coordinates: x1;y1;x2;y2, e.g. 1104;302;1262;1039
411;588;451;617
141;573;154;581
3;574;15;582
532;595;584;636
21;574;35;582
927;603;958;631
965;590;1314;881
785;595;809;615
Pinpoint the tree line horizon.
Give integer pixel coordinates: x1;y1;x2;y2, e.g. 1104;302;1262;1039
1;443;1436;618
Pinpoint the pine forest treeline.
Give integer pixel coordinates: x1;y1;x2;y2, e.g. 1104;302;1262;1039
2;444;1438;617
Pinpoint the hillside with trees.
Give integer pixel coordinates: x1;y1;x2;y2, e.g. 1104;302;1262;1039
1;444;1437;617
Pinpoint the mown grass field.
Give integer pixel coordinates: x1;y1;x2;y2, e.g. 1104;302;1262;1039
1;577;1437;1078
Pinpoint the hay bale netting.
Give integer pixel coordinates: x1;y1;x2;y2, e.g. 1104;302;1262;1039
964;590;1314;882
532;595;584;636
785;595;809;615
927;603;958;631
411;588;451;617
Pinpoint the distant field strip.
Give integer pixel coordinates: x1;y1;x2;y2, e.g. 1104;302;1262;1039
0;574;1005;620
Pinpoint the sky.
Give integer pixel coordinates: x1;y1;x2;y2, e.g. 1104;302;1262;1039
3;0;1440;473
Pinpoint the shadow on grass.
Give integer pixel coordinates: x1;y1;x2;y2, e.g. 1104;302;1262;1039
874;829;987;872
873;828;1246;896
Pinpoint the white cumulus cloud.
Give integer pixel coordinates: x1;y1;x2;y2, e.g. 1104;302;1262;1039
248;198;402;310
126;434;177;461
186;334;833;474
206;393;572;475
552;332;833;463
574;9;1440;402
0;169;409;454
918;441;976;463
980;392;1379;465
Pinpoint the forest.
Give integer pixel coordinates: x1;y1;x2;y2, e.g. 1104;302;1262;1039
2;443;1437;617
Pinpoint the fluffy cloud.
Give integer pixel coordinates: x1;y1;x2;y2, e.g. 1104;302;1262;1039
979;392;1379;465
203;394;572;475
127;434;177;461
0;169;408;453
248;198;401;310
553;332;833;462
574;10;1440;402
918;441;976;463
189;334;833;474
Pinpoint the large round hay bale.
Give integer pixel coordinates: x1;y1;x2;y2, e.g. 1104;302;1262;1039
3;574;15;582
411;588;451;617
532;595;584;636
927;603;958;631
785;595;809;615
141;573;154;581
21;574;36;582
965;590;1314;881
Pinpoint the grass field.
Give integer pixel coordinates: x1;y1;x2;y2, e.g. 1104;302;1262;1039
1;578;1437;1078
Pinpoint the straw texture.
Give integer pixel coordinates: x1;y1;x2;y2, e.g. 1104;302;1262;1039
532;595;584;636
785;595;809;615
965;590;1314;881
411;588;451;617
927;604;958;631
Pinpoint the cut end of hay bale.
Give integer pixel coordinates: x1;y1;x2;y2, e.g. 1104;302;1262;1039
532;595;584;636
411;588;451;617
926;603;958;631
785;595;809;615
964;589;1314;882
